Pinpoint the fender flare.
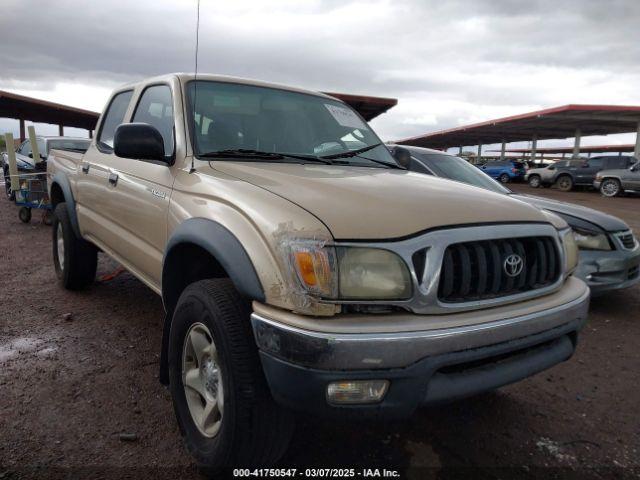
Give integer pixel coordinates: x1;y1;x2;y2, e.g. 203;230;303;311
159;218;266;384
51;172;81;238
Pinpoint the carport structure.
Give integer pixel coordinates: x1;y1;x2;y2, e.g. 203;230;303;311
325;92;398;121
495;143;635;158
396;104;640;164
0;90;99;141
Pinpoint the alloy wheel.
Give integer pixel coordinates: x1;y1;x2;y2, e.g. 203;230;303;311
182;322;224;438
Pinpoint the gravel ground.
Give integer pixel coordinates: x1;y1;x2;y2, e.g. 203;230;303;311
1;183;639;479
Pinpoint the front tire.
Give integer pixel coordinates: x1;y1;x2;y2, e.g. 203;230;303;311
168;279;293;474
556;175;574;192
600;178;622;197
52;202;97;289
499;173;510;183
528;175;541;188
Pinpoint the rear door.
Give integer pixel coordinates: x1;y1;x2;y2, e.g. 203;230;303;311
575;157;603;184
77;89;134;248
97;83;178;288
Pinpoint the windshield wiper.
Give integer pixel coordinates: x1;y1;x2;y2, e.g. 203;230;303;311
199;149;333;164
320;143;404;169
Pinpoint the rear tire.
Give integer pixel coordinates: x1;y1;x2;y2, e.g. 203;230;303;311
52;202;97;290
600;178;622;197
168;279;293;474
528;175;541;188
556;175;573;192
499;173;510;183
18;207;31;223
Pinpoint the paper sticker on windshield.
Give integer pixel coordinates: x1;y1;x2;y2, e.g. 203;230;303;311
325;104;366;129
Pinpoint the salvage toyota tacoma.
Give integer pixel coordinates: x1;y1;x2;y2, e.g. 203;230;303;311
47;73;590;472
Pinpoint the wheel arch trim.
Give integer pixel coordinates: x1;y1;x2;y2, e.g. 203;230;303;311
51;173;81;237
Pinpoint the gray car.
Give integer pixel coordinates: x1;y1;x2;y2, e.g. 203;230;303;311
389;144;640;295
594;162;640;197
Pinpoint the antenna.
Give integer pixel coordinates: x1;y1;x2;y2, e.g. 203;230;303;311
190;0;201;174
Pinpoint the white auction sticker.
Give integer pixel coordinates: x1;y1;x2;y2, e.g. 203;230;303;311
325;104;366;129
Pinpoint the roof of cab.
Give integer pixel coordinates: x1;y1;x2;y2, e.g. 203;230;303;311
120;73;335;100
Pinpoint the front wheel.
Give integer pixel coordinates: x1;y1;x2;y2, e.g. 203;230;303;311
168;279;293;474
528;175;541;188
499;173;510;183
600;178;622;197
52;202;97;289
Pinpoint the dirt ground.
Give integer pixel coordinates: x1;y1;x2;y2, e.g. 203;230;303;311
1;182;639;479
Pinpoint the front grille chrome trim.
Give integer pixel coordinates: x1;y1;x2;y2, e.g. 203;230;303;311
322;223;566;314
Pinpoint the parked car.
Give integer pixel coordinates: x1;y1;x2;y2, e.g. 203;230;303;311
525;160;580;188
389;145;640;295
49;74;589;472
594;162;640;197
477;159;527;183
550;155;637;192
2;136;90;200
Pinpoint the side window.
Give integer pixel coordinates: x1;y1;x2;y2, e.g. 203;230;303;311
587;157;604;169
18;140;31;156
605;157;626;169
98;90;134;150
132;85;175;157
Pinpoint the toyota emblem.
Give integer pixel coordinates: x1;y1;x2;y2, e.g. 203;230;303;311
503;254;524;277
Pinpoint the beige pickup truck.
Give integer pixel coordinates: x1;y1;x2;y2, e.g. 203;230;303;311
47;73;589;471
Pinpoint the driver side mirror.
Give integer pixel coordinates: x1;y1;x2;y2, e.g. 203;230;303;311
390;146;411;169
581;162;589;168
548;165;555;170
631;163;639;172
114;123;167;162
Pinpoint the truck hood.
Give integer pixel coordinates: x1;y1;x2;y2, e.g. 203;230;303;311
212;162;549;239
511;193;629;232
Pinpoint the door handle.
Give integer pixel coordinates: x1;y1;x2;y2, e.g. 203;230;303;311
108;172;119;186
81;163;90;174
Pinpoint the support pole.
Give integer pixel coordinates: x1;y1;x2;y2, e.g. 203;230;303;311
476;144;482;165
58;124;64;136
5;133;19;192
572;128;582;158
500;140;506;160
88;130;93;139
28;126;41;163
634;121;640;160
458;146;463;155
530;135;538;166
19;119;25;142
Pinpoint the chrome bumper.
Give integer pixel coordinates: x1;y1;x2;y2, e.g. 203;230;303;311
251;278;590;371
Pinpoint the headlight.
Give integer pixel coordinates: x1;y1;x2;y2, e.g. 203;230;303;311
561;229;579;273
288;242;411;300
336;247;411;299
572;227;611;251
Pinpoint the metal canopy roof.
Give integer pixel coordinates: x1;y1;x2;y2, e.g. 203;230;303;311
325;92;398;121
0;90;99;130
397;104;640;149
491;144;635;154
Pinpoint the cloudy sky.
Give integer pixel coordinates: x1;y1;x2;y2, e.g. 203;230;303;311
1;0;639;151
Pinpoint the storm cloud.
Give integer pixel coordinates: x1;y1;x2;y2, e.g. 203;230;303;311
1;0;639;147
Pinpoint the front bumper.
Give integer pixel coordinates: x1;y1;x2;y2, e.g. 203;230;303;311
574;247;640;294
252;277;590;417
593;180;602;190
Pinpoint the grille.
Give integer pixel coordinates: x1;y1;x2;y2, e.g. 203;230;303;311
438;236;561;303
617;231;636;250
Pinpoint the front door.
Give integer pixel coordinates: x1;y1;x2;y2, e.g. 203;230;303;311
98;84;177;289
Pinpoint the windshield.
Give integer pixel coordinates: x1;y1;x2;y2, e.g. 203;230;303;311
414;152;511;194
47;139;90;153
186;81;396;166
